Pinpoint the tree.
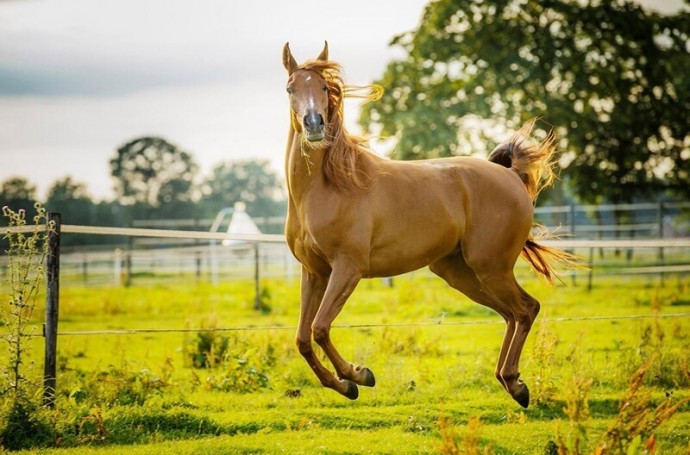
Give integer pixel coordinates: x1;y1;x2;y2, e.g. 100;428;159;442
155;177;200;219
110;136;199;211
0;178;38;213
360;0;690;204
44;177;96;245
201;160;285;219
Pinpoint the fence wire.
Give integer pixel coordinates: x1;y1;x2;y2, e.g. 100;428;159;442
4;311;687;338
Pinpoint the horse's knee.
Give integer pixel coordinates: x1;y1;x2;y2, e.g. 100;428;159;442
524;296;540;324
312;324;329;346
295;336;312;356
515;309;535;329
530;299;541;320
514;292;540;327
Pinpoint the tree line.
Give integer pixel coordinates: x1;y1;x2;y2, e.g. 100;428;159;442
1;136;286;246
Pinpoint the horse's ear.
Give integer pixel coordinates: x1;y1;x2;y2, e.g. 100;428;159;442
282;42;298;74
316;41;329;61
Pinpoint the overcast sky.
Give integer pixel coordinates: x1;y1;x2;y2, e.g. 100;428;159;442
0;0;684;201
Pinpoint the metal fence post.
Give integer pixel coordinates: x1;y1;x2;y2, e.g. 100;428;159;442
43;212;61;408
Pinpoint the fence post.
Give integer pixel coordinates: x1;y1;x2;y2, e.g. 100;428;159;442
43;212;61;408
80;250;88;283
658;201;665;286
125;237;133;287
569;204;577;286
587;247;594;292
253;243;261;310
114;248;123;285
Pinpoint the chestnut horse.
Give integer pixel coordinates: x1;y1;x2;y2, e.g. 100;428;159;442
282;42;569;408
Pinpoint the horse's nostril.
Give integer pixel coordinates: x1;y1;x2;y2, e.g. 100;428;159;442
303;113;324;130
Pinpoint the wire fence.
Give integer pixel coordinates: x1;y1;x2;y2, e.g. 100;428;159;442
11;312;689;338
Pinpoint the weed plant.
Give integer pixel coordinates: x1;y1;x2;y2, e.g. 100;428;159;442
0;204;54;450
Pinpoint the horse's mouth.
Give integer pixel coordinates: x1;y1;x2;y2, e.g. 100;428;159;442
305;129;324;142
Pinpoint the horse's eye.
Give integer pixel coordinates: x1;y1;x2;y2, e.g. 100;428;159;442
322;85;328;92
286;87;294;95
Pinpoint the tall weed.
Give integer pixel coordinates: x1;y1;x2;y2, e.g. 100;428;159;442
634;296;689;389
555;346;594;455
594;364;690;454
553;358;689;455
438;414;494;455
0;204;54;450
530;317;560;406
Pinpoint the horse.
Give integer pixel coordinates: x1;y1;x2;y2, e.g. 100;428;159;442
281;41;571;408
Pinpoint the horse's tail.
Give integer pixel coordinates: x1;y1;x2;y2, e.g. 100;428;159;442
488;119;578;283
488;118;555;202
521;231;580;284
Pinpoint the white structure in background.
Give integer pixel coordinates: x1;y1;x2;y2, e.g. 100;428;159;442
222;202;261;247
209;202;262;285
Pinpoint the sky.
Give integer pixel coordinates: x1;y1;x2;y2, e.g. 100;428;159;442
0;0;684;201
0;0;428;200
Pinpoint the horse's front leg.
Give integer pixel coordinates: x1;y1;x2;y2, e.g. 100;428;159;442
295;267;358;399
312;262;375;397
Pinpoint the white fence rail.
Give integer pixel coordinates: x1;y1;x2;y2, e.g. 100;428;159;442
4;222;690;289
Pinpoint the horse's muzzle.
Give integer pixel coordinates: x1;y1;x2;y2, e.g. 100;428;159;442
303;112;325;142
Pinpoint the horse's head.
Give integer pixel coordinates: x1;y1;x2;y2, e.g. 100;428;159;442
282;41;331;143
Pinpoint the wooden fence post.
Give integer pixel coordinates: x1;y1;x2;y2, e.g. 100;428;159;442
43;212;61;408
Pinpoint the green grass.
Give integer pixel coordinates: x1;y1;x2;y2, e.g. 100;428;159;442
2;272;690;454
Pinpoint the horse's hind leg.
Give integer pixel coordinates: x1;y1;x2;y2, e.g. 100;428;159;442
497;281;540;406
430;255;515;392
430;253;539;408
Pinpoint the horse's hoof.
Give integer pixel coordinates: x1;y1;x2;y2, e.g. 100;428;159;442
361;367;376;387
512;384;530;409
344;380;359;400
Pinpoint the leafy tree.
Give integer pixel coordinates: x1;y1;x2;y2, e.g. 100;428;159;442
0;178;38;213
155;178;200;219
361;0;690;204
110;137;199;213
44;177;94;224
44;177;98;246
201;160;285;219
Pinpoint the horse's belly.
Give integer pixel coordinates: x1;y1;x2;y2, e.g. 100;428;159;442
366;223;460;278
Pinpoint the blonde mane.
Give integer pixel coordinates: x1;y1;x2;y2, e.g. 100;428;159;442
298;60;383;191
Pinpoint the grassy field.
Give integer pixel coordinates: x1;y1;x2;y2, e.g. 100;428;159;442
2;269;690;454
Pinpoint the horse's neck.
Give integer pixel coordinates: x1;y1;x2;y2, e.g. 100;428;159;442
285;129;326;204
